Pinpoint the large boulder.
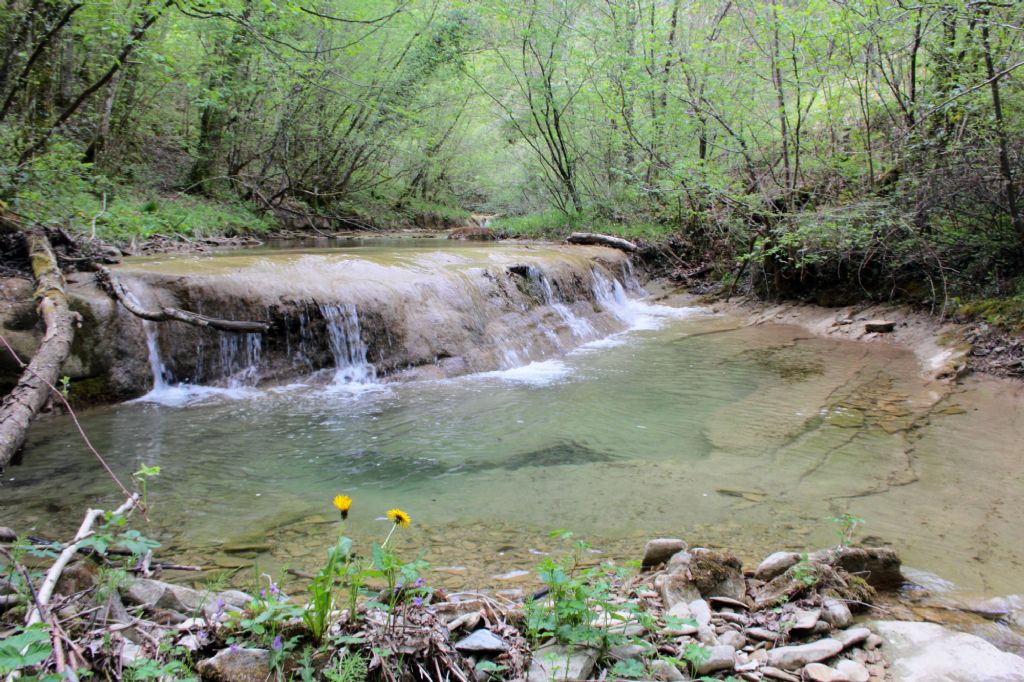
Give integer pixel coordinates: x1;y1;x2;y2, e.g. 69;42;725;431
688;548;746;601
811;547;903;589
871;620;1024;681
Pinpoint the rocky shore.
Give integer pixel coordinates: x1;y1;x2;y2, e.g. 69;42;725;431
5;534;1024;681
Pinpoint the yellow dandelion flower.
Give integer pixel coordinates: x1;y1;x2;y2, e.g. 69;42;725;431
386;508;411;527
333;495;352;519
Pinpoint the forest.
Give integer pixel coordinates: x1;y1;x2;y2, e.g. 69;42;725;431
1;0;1023;305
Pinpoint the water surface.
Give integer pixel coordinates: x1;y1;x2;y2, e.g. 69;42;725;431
4;298;1021;604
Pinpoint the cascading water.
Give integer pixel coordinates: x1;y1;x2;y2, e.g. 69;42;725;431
528;266;595;339
124;291;170;391
318;303;376;384
218;333;263;387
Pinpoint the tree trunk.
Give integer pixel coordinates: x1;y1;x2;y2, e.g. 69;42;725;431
0;226;77;470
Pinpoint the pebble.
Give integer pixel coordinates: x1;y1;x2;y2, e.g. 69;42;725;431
695;645;736;676
803;663;847;682
821;598;853;628
836;659;871;682
834;626;872;649
765;638;844;670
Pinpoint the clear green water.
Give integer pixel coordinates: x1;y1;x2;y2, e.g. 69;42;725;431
3;299;1023;601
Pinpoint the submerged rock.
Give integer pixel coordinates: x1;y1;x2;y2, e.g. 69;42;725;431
871;620;1024;681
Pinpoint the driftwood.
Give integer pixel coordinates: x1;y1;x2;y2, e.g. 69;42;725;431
565;231;638;252
0;227;79;469
94;264;271;333
5;495;139;682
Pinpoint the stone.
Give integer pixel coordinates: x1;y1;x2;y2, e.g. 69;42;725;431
756;552;801;581
765;638;844;670
197;647;271;682
649;659;688;681
864;634;882;650
455;629;509;654
762;666;800;682
643;538;688;568
609;643;647;661
697;626;719;646
786;608;820;631
815;547;903;589
803;663;847;682
864;320;895;333
666;550;693;575
120;641;144;668
657;573;702;609
527;644;598;682
695;645;735;676
834;626;871;649
747;627;780;642
835;659;870;682
821;598;853;629
0;527;16;542
719;630;747;650
690;548;746;601
689;599;712;628
668;601;693;620
871;620;1024;681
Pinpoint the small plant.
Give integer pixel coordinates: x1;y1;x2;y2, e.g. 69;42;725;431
133;464;161;508
830;513;865;547
58;375;71;398
791;553;819;588
322;650;368;682
0;624;52;676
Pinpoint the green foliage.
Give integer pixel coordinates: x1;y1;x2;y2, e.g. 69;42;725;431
322;651;368;682
830;513;865;547
791;553;819;588
493;210;673;241
524;531;653;654
0;624;52;675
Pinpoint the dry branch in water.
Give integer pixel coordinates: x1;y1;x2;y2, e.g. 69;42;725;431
94;264;271;333
566;231;638;252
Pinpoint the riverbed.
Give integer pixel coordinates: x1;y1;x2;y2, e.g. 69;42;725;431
2;241;1022;607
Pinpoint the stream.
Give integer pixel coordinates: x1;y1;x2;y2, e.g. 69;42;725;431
2;240;1023;637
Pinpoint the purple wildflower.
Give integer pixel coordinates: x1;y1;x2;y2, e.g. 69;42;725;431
272;635;283;651
413;578;425;588
259;588;267;599
412;596;423;607
229;643;240;652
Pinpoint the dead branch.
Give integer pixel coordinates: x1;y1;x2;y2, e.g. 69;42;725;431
94;264;271;333
565;232;638;252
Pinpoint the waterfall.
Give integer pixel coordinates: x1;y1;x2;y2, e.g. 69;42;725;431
318;303;376;384
218;333;263;387
125;291;170;391
591;268;634;324
528;266;595;338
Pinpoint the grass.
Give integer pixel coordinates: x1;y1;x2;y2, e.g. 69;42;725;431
69;191;276;243
492;209;677;241
957;293;1024;333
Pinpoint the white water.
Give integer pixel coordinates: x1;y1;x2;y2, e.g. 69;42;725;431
128;265;701;403
318;303;377;385
529;266;596;339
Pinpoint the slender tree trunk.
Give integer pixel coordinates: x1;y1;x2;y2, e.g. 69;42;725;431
980;8;1024;250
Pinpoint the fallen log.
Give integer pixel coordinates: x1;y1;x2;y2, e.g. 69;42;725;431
94;264;271;333
0;228;79;470
565;231;638;252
